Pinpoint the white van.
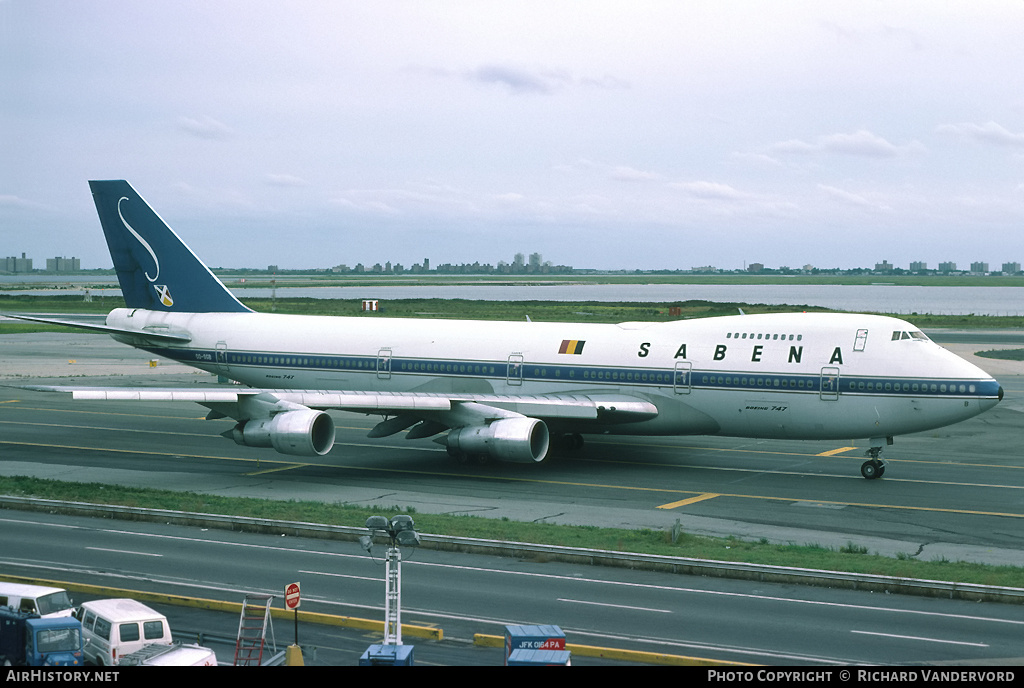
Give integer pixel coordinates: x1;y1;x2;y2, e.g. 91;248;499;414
75;599;173;666
0;582;75;618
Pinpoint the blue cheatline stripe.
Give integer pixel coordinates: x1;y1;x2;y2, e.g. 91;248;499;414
142;346;1000;399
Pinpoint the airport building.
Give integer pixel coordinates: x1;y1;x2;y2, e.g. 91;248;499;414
1;253;32;273
45;256;80;272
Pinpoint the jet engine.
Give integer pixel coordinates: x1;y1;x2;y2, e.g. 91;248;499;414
226;409;336;457
445;417;550;464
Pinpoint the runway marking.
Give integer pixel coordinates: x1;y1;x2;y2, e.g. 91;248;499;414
817;447;858;456
657;493;720;509
557;598;672;613
299;569;379;583
3;440;1024;520
246;463;309;476
850;630;988;647
86;547;162;557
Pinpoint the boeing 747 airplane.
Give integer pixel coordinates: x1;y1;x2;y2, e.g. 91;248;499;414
11;180;1003;479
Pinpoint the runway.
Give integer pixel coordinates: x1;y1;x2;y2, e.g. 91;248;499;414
4;508;1022;666
2;330;1023;567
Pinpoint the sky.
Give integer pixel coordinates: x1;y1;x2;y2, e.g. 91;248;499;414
3;1;1024;271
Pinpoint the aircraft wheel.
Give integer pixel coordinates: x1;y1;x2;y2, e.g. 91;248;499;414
861;460;883;480
447;446;469;464
556;433;585;452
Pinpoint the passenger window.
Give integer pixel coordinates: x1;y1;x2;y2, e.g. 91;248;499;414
143;621;165;640
119;622;140;642
84;612;96;631
19;600;36;614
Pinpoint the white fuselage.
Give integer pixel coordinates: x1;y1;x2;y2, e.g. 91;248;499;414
107;308;1001;442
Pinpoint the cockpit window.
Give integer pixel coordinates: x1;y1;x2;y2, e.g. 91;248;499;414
892;331;930;341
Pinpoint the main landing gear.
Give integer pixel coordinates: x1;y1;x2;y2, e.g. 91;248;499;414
860;438;890;479
557;433;585;452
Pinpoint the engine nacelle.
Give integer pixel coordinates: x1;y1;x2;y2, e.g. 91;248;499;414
228;409;336;456
446;417;550;464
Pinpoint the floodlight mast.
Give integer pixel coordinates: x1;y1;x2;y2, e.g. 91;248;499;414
364;515;420;646
385;546;402;645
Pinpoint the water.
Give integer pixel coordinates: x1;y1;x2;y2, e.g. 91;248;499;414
2;279;1021;316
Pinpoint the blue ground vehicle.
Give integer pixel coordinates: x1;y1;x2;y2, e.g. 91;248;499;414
0;607;85;666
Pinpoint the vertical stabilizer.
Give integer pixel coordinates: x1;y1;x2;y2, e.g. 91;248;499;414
89;180;251;313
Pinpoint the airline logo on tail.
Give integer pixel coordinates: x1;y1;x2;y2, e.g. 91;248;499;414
117;196;160;282
154;284;174;307
89;180;253;314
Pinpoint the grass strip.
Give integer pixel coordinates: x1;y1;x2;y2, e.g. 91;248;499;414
976;349;1024;361
2;475;1021;589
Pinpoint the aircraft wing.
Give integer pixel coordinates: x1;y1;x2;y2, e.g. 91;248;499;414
22;384;658;463
25;386;657;425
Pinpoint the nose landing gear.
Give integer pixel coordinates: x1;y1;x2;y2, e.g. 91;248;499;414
861;457;886;479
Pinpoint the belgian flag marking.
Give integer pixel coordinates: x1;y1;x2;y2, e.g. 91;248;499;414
558;339;586;355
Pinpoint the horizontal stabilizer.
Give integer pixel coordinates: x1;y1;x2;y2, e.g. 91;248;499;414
3;314;192;343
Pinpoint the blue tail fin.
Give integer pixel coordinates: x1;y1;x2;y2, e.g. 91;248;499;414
89;180;251;313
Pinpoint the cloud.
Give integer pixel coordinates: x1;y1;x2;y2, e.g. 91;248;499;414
491;192;525;203
609;166;661;182
669;181;748;201
935;121;1024;148
817;184;891;211
467;65;558;94
265;174;308;188
177;116;234;140
461;64;628;95
770;130;919;158
0;194;53;211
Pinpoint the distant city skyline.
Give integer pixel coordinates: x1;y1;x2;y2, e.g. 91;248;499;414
3;248;1022;276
